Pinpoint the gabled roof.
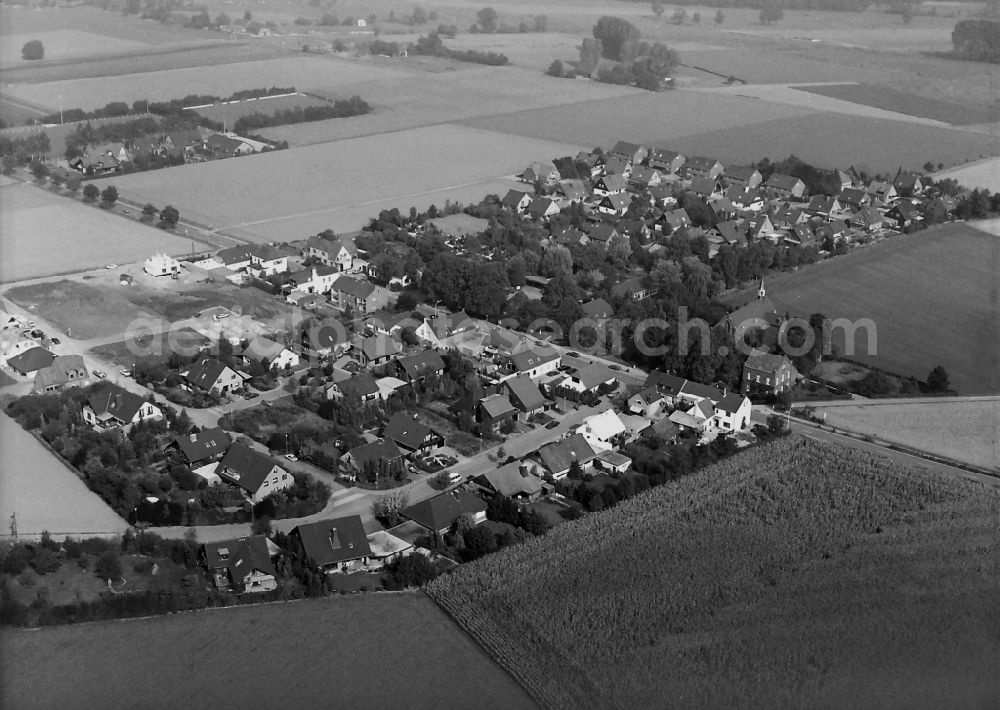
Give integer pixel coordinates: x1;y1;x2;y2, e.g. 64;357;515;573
725;165;760;182
538;433;597;474
7;346;55;373
215;443;281;493
610;140;643;158
337;371;380;399
184;357;234;389
629;165;658;185
680;380;723;403
203;535;275;582
714;220;746;246
610;276;646;299
600;193;632;212
528;196;560;219
690;177;721;196
578;409;626;440
556;179;590;201
716;393;748;414
333;275;376;299
588;223;620;242
479;393;517;419
644;370;686;396
595;174;627;192
217;245;254;265
294;516;372;567
685;156;722;172
580;297;614;319
172;427;231;464
86;383;148;423
553;227;588;247
401;491;487;532
397;349;445;379
663;208;692;229
475;463;544;498
501;189;531;208
32;354;87;390
382;411;434;450
348;438;403;468
308;322;349;350
242;336;290;364
767;173;805;192
503;375;547;412
648;148;684;166
839;187;869;206
355;334;401;361
509;346;559;372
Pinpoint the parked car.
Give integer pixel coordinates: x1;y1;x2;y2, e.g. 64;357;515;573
119;369;132;377
214;313;230;321
545;420;560;430
29;329;44;339
105;264;118;269
284;454;298;462
92;370;107;379
244;392;259;400
50;337;61;345
609;364;622;371
567;351;581;358
261;400;272;408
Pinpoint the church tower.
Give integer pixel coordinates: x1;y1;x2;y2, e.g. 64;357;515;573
757;277;766;300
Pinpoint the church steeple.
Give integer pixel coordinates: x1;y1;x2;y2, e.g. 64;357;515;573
757;277;766;300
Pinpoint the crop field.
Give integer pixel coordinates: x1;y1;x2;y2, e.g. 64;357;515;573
795;83;996;126
269;65;642;146
0;30;149;68
0;5;216;46
722;223;1000;394
100;124;581;241
0;592;539;710
0;183;191;283
937;157;1000;193
3;54;409;112
188;92;330;123
811;400;1000;471
427;437;1000;710
0;414;129;541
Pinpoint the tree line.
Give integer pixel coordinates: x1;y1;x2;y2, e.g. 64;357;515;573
232;96;371;134
951;19;1000;63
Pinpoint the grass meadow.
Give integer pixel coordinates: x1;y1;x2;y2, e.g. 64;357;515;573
795;83;996;126
812;400;1000;471
427;436;1000;710
0;592;539;710
188;92;331;123
0;183;191;283
722;222;999;394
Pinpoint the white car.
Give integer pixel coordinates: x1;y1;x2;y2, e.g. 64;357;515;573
105;264;118;269
214;313;230;321
119;369;132;377
284;454;298;462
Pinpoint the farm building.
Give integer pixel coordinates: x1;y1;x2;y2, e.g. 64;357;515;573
144;253;181;277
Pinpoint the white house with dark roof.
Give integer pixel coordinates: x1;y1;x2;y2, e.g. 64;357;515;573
713;392;751;432
215;443;293;504
202;535;278;593
168;427;232;466
382;411;443;457
183;357;245;394
241;336;299;371
306;234;358;271
83;383;162;431
395;349;445;383
502;374;548;420
507;346;560;379
536;433;597;479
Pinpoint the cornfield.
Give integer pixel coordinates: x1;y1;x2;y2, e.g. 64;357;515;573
427;437;1000;710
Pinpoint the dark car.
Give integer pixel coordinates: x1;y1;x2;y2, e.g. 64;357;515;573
608;364;622;371
244;392;260;400
50;337;61;345
567;351;581;358
545;420;560;430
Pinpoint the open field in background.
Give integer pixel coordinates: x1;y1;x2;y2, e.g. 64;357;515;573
427;437;1000;710
812;401;1000;470
0;414;129;541
3;54;409;113
723;223;1000;394
795;83;997;126
0;4;220;45
0;30;150;69
0;183;191;283
100;124;581;241
938;157;1000;193
0;593;539;710
189;92;331;123
267;64;642;146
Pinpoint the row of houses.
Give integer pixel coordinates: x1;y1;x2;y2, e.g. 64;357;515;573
69;130;270;175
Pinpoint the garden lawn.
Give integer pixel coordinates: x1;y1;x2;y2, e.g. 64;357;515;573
0;592;539;710
812;400;1000;471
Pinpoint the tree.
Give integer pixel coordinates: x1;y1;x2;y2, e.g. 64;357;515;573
215;12;231;26
100;185;119;208
30;161;49;182
651;0;665;20
759;5;784;24
593;16;641;61
578;37;603;75
477;7;499;32
243;9;252;21
434;470;452;488
693;12;701;23
158;205;180;229
66;173;82;194
22;40;44;60
141;203;158;222
533;15;547;32
82;183;100;203
672;8;687;24
547;59;565;77
715;10;725;24
95;550;122;581
462;525;497;559
926;366;950;393
567;459;583;479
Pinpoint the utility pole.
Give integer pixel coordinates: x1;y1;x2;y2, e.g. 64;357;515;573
9;512;17;540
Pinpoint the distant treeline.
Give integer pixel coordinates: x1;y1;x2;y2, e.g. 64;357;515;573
232;96;371;133
34;88;296;126
410;31;509;65
625;0;873;9
952;19;1000;63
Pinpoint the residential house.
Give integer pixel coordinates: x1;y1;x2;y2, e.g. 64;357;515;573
401;491;487;537
287;292;324;309
70;147;119;175
395;349;446;383
643;370;688;407
709;196;738;223
628;165;662;192
164;130;203;156
216;443;293;503
528;196;561;221
575;409;627;452
554;179;591;204
668;398;716;433
216;246;254;271
247;244;288;277
724;165;763;189
720;282;781;342
766;174;807;199
806;195;841;219
726;187;764;212
477;393;518;433
289;265;339;295
595;450;632;475
838;186;872;211
353;334;403;368
594;174;627;197
743;352;798;397
892;171;924;196
713;392;752;432
474;463;545;502
365;531;415;569
552;226;589;248
331;275;391;313
306;235;358;271
340;439;405;479
627;387;666;418
887;201;922;230
367;309;409;338
82;383;162;431
598;192;632;217
183;357;244;394
375;376;408;401
851;205;888;233
610;277;653;302
684;157;724;180
382;412;443;457
601;154;632;178
647;184;677;209
328;371;380;402
414;309;473;346
658;208;692;234
303;322;351;358
772;202;811;230
32;355;90;393
502;375;548;420
537;433;597;479
580;297;614;320
508;346;560;379
690;177;724;199
167;427;232;467
144;253;181;277
205;133;254;157
868;180;898;204
291;516;373;573
748;214;776;240
202;535;277;593
561;363;618;396
587;223;621;246
710;220;747;247
609;141;648;165
241;336;299;372
575;150;603;178
520;161;561;187
501;189;533;214
647;148;685;174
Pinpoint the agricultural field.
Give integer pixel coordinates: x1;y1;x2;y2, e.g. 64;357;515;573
811;400;1000;471
188;92;331;123
0;414;129;542
0;30;149;68
794;83;996;126
427;437;1000;710
100;124;581;241
0;183;191;283
0;592;539;710
937;156;1000;193
3;54;407;113
724;222;1000;394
